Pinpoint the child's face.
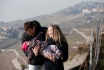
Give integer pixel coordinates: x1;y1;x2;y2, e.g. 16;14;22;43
47;26;53;38
26;41;31;46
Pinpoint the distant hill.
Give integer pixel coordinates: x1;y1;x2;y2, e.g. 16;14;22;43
57;1;104;15
1;1;104;31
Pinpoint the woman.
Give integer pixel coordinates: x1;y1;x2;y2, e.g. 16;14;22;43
34;24;68;70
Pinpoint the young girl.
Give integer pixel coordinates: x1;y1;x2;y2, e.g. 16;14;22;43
22;32;62;62
40;24;68;70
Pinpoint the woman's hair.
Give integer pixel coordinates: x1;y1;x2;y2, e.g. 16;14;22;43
46;24;67;45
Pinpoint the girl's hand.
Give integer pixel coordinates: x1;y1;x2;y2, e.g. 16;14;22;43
32;45;40;56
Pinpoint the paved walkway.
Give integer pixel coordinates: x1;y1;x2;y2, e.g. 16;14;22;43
64;53;88;70
0;49;27;70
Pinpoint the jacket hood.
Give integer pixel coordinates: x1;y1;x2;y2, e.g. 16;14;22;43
30;20;42;36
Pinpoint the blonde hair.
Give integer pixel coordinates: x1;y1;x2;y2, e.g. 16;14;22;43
46;24;67;45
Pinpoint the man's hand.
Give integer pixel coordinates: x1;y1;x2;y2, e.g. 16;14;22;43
32;45;40;56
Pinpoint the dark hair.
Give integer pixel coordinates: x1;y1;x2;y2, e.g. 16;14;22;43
24;21;34;31
30;20;41;28
24;20;41;31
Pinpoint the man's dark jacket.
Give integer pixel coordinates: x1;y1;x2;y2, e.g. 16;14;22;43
21;20;47;65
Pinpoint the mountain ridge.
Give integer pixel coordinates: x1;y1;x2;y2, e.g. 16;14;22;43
0;1;104;27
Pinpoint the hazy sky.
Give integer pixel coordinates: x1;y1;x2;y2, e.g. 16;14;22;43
0;0;103;22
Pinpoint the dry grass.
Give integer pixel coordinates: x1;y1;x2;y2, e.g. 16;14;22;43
67;52;77;62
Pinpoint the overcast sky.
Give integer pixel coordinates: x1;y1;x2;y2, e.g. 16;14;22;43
0;0;103;22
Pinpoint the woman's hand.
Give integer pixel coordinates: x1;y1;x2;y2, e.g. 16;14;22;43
32;45;40;56
46;52;55;62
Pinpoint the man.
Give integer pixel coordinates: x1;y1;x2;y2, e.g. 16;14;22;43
21;20;47;70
